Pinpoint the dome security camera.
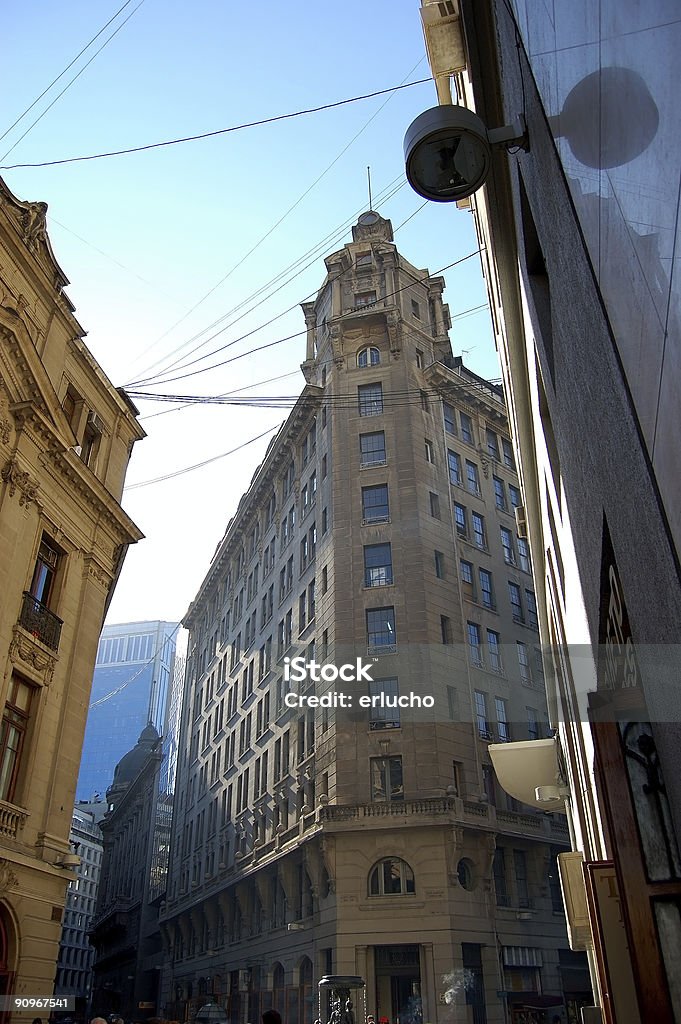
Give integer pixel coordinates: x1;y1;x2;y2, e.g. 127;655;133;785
404;105;526;202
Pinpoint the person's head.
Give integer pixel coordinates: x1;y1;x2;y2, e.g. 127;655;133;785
91;1018;108;1024
32;1018;42;1024
263;1012;282;1024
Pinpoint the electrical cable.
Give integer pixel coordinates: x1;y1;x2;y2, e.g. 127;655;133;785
1;0;147;163
126;249;485;389
89;623;182;710
0;0;140;145
0;78;432;170
137;59;426;366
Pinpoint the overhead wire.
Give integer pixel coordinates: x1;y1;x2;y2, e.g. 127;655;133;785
0;0;141;145
1;0;147;163
134;58;426;370
0;78;432;170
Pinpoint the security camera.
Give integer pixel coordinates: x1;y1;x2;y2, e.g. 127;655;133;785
404;105;526;202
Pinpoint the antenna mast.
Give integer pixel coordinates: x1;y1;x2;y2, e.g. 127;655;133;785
367;166;373;211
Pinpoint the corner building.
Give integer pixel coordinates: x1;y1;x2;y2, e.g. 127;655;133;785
161;214;581;1024
0;178;143;1006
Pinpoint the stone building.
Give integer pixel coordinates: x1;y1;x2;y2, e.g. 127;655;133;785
54;806;104;1013
158;213;583;1024
409;1;681;1021
0;177;144;1004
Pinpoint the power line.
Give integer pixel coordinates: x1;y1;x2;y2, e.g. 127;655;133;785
0;78;431;170
1;0;147;163
0;0;140;145
126;249;485;389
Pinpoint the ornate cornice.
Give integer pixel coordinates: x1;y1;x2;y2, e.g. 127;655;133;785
0;859;19;891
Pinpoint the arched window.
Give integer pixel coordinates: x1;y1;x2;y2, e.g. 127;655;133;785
357;347;380;368
368;857;415;896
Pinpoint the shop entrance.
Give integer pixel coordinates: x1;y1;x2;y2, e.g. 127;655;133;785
374;945;422;1024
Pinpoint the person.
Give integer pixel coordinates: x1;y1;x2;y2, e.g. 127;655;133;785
90;1018;108;1024
262;1011;282;1024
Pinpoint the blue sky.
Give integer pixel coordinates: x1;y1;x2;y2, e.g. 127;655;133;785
3;0;499;623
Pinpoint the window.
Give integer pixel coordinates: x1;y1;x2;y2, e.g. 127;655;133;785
514;850;530;907
443;402;457;435
362;484;389;523
430;492;441;519
460;560;474;599
321;453;327;478
321;566;328;594
479;569;495;609
495;698;510;742
356;251;372;268
370;756;403;802
441;615;453;645
472;512;487;549
508;582;524;623
493;476;507;511
509;484;521;509
420;390;429;412
359;431;386;467
364;543;393;587
367;607;396;653
415;348;424;369
424;438;435;464
525;590;538;629
486;428;500;460
358;382;383;417
500;527;516;565
527;707;540;740
466;460;480;495
460;412;474;444
434;550;445;579
355;291;377;308
0;675;35;802
357;346;380;367
24;536;64;650
321;507;328;534
483;629;502;676
474;690;490;737
494;848;510;906
30;536;60;607
517;537;531;573
448;450;462;485
369;857;414;894
517;642;531;684
368;677;400;730
411;298;421;320
502;437;515;469
468;624;483;667
81;416;102;469
454;502;467;538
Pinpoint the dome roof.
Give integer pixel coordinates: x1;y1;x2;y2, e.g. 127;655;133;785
108;723;160;793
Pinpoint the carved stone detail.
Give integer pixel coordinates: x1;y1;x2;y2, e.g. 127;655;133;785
1;457;39;507
477;445;490;479
386;310;402;358
0;859;18;891
9;626;57;685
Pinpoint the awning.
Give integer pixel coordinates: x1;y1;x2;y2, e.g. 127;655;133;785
507;993;564;1009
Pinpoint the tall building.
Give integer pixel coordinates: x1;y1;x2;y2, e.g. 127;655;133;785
0;178;143;1001
158;213;586;1024
410;2;681;1021
77;620;179;801
54;806;105;1013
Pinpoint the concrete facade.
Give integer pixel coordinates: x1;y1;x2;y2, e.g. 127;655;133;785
415;2;681;1021
158;214;584;1024
0;176;144;1009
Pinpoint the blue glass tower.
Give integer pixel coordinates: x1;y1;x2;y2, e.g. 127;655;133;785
77;620;179;801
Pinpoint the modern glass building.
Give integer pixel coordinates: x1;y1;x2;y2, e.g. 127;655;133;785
77;621;179;801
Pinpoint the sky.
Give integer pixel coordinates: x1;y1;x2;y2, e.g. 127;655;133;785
3;0;500;626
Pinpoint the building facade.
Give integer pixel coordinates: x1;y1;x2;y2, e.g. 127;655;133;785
77;620;178;802
412;2;681;1021
158;214;584;1024
0;177;144;1004
54;807;104;1013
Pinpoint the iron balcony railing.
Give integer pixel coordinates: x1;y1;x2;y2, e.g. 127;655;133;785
19;592;63;651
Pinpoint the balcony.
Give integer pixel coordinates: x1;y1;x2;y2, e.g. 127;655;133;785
0;800;29;839
18;592;63;651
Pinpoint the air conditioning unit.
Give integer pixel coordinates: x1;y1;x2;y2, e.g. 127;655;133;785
515;505;528;538
87;410;105;433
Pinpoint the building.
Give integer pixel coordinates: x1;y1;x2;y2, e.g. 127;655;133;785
90;725;164;1019
77;620;179;802
158;213;585;1024
54;806;105;1013
0;178;144;1001
410;2;681;1021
